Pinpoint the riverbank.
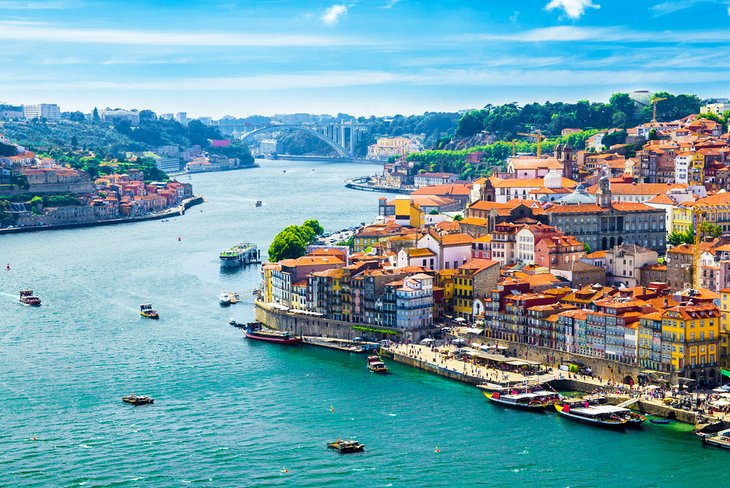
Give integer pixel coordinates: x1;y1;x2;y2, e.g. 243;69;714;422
0;195;204;235
345;176;413;194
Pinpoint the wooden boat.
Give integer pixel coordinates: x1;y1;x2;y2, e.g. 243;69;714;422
327;439;365;453
19;290;41;307
367;355;388;374
650;418;671;425
140;304;159;319
554;403;629;429
482;389;560;410
625;411;647;428
702;428;730;449
122;394;154;406
244;323;301;344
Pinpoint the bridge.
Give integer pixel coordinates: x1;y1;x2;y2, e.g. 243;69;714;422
238;122;364;158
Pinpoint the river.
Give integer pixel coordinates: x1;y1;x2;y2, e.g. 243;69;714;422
0;158;726;486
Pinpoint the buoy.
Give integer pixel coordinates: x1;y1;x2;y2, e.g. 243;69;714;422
178;236;181;242
435;446;440;453
330;405;335;413
33;434;37;441
281;467;288;474
6;264;9;271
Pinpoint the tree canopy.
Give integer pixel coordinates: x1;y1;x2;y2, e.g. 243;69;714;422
268;219;324;262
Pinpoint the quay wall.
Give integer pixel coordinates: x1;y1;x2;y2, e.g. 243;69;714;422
605;395;698;424
384;350;484;385
257;302;644;384
0;195;203;235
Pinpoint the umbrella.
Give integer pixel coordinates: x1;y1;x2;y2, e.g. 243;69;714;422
420;338;435;344
452;338;466;345
454;317;466;323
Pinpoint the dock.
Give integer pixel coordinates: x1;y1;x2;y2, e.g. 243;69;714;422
344;177;413;194
302;336;379;353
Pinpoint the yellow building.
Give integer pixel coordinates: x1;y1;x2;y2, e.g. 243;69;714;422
352;223;404;252
452;259;501;320
661;302;720;384
261;263;279;303
720;289;730;368
436;268;457;317
672;191;730;235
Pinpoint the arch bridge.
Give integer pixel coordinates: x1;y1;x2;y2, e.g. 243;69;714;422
238;124;353;158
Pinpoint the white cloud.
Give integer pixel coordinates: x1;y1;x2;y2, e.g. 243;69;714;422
545;0;600;19
321;4;347;25
650;0;729;16
382;0;400;8
459;25;730;43
0;21;379;47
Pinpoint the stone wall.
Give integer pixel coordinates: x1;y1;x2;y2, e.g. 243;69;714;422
255;301;434;342
494;341;643;385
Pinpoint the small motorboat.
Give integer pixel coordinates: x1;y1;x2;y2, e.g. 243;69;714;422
19;290;41;307
229;319;245;328
255;200;262;207
140;304;159;319
219;291;240;306
650;418;671;425
122;394;154;406
328;439;365;454
367;355;388;374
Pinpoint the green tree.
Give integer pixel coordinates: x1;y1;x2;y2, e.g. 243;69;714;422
455;111;483;138
700;222;722;238
453;214;463;221
302;219;324;237
30;195;43;215
667;230;686;246
268;228;307;262
583;243;591;254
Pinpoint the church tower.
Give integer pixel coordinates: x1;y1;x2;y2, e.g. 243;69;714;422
595;173;612;208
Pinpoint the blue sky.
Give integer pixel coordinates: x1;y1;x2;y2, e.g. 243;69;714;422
0;0;729;117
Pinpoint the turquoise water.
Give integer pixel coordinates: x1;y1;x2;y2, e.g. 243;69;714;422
1;159;727;487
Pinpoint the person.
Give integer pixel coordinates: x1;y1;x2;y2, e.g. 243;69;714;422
5;264;9;271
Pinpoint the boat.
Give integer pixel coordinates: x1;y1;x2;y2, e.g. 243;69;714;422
122;394;154;406
140;304;159;319
625;411;647;428
219;291;240;306
482;389;561;410
244;323;301;344
327;439;365;454
19;290;41;307
650;418;671;425
367;355;388;374
554;403;630;429
702;428;730;449
219;243;259;268
255;200;262;207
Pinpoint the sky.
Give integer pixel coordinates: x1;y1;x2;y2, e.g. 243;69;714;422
0;0;729;117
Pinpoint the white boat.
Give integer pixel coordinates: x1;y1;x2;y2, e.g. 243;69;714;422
219;291;240;306
554;403;630;429
702;428;730;449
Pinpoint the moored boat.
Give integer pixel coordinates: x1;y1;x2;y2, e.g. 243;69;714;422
625;411;647;427
19;290;41;307
482;389;561;410
554;403;629;429
219;291;240;306
244;323;301;344
122;394;154;406
219;243;258;268
327;439;365;453
367;355;388;374
255;200;262;207
702;428;730;449
140;304;159;319
650;418;671;425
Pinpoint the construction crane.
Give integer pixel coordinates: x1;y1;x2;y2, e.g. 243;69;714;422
517;129;543;158
651;97;667;123
692;210;707;290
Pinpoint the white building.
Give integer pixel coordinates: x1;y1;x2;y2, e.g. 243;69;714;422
417;231;474;270
395;274;434;330
413;172;458;188
605;244;658;288
674;152;693;184
101;108;140;126
701;103;730;117
23;103;60;121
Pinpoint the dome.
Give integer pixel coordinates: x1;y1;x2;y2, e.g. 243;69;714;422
557;186;596;205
